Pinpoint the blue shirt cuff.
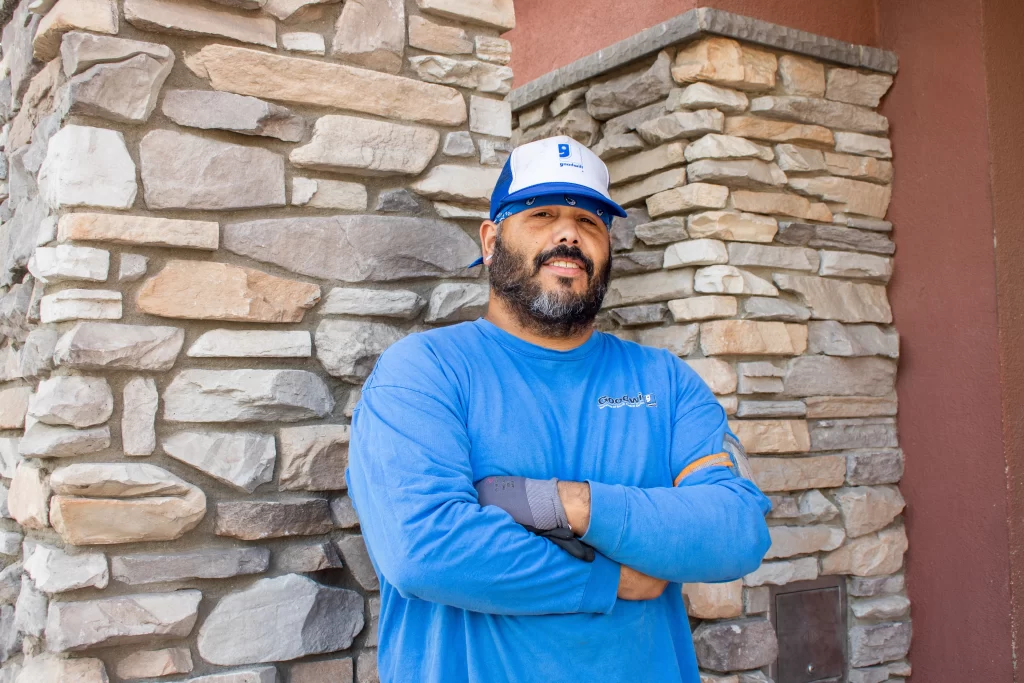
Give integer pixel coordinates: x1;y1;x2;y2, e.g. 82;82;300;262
578;550;620;614
579;480;627;555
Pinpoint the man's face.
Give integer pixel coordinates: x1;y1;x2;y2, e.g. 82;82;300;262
486;204;613;337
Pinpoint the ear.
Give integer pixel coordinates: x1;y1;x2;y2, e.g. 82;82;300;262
479;220;500;264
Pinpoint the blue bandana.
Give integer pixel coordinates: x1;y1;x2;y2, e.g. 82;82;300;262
492;193;615;229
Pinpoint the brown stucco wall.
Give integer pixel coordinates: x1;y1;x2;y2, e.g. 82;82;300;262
506;0;879;85
878;0;1016;679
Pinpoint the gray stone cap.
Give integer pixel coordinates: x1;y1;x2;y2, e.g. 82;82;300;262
509;7;899;112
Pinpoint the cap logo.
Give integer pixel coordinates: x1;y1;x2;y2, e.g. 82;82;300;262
556;142;584;171
558;143;571;158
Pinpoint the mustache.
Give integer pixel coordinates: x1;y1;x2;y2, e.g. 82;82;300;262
533;244;595;278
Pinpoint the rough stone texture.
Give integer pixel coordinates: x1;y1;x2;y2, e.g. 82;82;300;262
121;377;157;457
187;44;466;126
587;51;673;120
59;50;173;125
849;622;911;668
45;589;201;652
425;283;488;323
224;215;479;283
58;213;219;250
764;525;845;560
416;0;515;30
686;358;737;394
140;130;285;210
18;423;111;458
163;370;334;423
292;178;368;211
278;425;350;491
692;618;779;672
9;462;50;530
291;659;355;683
805;394;898;419
846;449;904;486
701;320;807;356
630;324;699;357
669;296;737;322
215;499;333;540
778;54;825;97
28;244;109;283
29;376;113;428
197;574;363;665
687;211;777;242
750;455;846;492
38;125;136;210
111;547;269;585
647;183;729;218
163;431;276;493
276;540;344;573
826;69;894;108
783;356;897;397
23;543;108;593
774;274;892;324
808;321;899;358
125;0;276;46
336;535;380;591
54;322;183;371
409;55;513;95
34;0;118;62
162;89;304;142
292;115;438;176
39;289;122;324
604;269;694;307
668;82;748;112
684;133;771;162
788;176;891;219
315;319;406;383
332;0;405;73
672;37;776;91
724;115;833;145
821;527;908;577
687;159;787;189
321;288;425;319
137;261;320;323
819;251;893;281
683;580;742;619
408;15;471;54
0;387;30;430
695;265;778;296
834;486;905;538
115;647;193;679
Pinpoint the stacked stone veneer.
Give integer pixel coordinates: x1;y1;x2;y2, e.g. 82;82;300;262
0;0;517;680
512;31;908;683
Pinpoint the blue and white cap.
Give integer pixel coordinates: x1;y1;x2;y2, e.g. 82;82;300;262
468;135;627;268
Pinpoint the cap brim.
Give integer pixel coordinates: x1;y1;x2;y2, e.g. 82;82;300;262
502;182;628;218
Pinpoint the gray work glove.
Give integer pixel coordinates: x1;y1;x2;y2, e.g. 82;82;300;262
474;476;594;562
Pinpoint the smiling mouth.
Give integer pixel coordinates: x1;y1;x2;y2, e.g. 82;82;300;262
544;259;585;271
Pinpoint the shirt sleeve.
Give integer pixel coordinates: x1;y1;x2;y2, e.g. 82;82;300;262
345;336;621;616
578;355;772;584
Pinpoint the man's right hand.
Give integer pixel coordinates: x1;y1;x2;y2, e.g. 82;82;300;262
617;565;669;601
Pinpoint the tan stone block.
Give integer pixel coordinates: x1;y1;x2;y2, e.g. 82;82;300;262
34;0;118;61
774;144;827;173
730;190;833;222
834;485;905;538
667;82;749;113
636;109;725;145
823;152;893;183
410;164;501;206
668;296;737;322
724;115;834;145
58;213;219;250
683;580;743;619
603;269;694;307
186;43;466;126
687;211;778;242
125;0;276;48
115;647;193;679
774;274;892;324
750;96;889;135
647;183;729;218
631;325;699;357
818;251;893;281
407;15;471;54
408;54;513;95
416;0;515;30
694;265;778;296
684;133;774;162
664;239;728;269
331;0;405;74
804;394;898;419
672;37;775;91
686;358;737;395
611;168;687;207
744;557;819;586
290;115;440;176
749;455;846;492
729;419;810;454
834;132;893;159
606;142;686;185
0;386;31;429
137;260;320;323
10;461;50;529
765;525;845;559
821;526;907;577
687;158;787;188
825;68;894;108
40;289;123;324
778;54;825;97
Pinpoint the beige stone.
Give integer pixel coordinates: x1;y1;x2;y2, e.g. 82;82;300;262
9;461;50;530
685;134;774;164
607;142;687;185
834;486;905;538
409;55;513;95
186;43;466;126
630;325;699;357
668;82;748;113
28;244;109;284
694;265;778;296
750;96;889;135
603;269;693;307
115;647;193;679
416;0;515;30
804;394;898;419
778;55;826;97
125;0;276;47
407;15;472;54
292;178;368;210
683;580;742;619
476;35;512;65
59;31;172;76
332;0;405;73
724;116;834;145
729;419;810;454
282;31;327;55
0;386;31;429
187;330;312;358
730;190;832;222
687;211;778;242
137;260;320;323
669;296;737;322
39;125;138;210
40;289;122;323
826;69;894;108
278;425;350;491
671;37;776;91
636;109;725;145
647;183;729;218
263;0;338;21
58;213;219;250
470;95;512;137
688;158;788;188
749;455;846;492
727;243;819;271
34;0;118;61
818;251;893;281
59;51;174;125
774;144;827;172
823;152;894;183
765;525;845;560
612;168;688;207
664;239;728;268
410;165;501;206
29;376;113;428
774;274;892;323
743;557;818;586
821;526;907;577
123;376;158;456
161;89;305;142
685;358;737;395
291;115;439;175
834;132;893;159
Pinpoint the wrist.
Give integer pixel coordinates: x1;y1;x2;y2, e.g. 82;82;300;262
557;480;591;536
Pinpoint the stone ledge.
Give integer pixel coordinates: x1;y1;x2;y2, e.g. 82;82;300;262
509;7;898;111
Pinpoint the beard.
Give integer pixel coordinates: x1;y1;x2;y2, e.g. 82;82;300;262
488;230;612;338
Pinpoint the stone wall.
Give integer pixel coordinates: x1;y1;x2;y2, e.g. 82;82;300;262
0;0;516;681
510;23;909;683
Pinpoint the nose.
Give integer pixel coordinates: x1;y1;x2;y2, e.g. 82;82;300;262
550;214;582;246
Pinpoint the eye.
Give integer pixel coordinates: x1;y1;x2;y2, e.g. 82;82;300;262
531;210;553;218
578;216;598;226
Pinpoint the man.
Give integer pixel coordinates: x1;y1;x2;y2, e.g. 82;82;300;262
346;135;771;683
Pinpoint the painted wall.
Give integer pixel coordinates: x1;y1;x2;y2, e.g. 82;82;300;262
507;0;879;86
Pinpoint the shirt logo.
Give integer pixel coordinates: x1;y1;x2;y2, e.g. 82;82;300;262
598;393;658;409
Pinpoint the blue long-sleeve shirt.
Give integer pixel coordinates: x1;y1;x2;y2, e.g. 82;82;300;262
345;318;771;683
